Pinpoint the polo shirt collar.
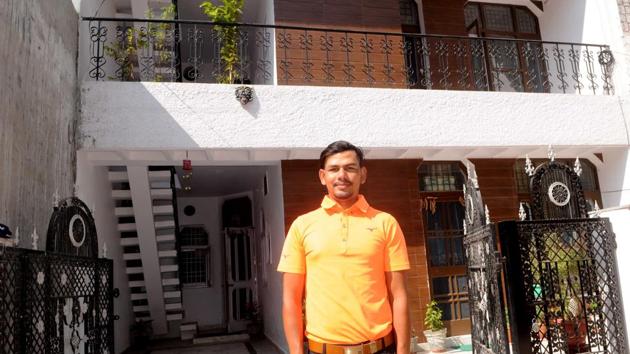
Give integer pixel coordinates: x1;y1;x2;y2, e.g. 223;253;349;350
321;194;370;213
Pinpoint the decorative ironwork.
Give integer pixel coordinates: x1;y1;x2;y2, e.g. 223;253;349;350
82;18;615;94
46;197;98;258
529;160;588;220
500;219;626;354
463;166;510;354
1;197;113;354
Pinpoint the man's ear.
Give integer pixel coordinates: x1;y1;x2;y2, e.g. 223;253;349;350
319;169;326;185
360;166;367;184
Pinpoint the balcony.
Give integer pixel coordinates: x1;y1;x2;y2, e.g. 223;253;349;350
84;18;615;95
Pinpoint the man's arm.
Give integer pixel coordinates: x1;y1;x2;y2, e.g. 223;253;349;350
282;272;305;354
386;271;410;354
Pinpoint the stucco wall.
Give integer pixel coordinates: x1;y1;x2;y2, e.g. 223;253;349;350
0;0;79;247
75;159;134;354
177;196;225;327
80;82;628;150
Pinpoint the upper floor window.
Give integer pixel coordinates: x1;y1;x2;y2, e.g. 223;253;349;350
399;0;420;27
465;3;540;39
418;162;466;192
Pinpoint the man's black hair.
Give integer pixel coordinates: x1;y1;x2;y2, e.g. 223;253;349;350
319;140;365;169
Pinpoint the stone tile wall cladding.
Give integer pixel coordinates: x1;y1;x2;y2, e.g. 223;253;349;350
0;0;79;247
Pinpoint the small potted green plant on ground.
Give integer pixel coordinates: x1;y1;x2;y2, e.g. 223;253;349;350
424;300;447;353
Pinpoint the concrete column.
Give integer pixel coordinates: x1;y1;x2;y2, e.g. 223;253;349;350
128;166;167;335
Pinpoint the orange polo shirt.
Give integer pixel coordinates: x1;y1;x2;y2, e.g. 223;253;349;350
277;195;410;344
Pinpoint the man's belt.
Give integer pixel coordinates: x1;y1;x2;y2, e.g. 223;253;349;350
307;332;395;354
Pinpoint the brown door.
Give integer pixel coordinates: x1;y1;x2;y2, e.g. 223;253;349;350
424;197;471;335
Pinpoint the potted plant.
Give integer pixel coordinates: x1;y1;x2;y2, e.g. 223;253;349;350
200;0;245;84
423;300;447;353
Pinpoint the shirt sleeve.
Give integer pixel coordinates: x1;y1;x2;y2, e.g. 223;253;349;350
277;217;306;274
383;216;410;272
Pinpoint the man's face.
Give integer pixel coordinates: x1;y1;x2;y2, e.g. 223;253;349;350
319;150;367;203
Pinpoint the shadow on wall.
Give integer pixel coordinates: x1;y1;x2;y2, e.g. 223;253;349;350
81;82;201;148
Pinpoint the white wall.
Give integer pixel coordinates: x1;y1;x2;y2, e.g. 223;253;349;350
597;207;630;345
80;82;629;150
598;148;630;208
177;196;225;327
540;0;628;96
76;154;133;354
258;165;288;352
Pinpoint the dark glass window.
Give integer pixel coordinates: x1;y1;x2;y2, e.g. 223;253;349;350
399;0;419;26
418;163;466;192
426;202;465;266
180;249;209;285
432;276;470;321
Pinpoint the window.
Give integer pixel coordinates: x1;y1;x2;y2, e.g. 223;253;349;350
419;161;470;335
432;275;470;321
179;226;210;287
418;163;466;192
465;2;544;92
426;202;465;267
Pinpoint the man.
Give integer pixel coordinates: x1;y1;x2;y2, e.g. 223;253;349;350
278;141;410;354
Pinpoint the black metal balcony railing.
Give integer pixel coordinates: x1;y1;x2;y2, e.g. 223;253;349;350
84;18;615;95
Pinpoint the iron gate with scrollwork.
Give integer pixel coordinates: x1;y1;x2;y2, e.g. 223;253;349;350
0;198;114;354
463;168;510;354
464;156;627;354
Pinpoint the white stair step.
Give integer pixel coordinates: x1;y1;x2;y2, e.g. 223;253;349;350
162;278;180;286
115;207;135;217
164;291;181;299
149;170;171;180
151;189;172;199
120;237;139;246
108;171;129;182
123;253;141;260
128;280;146;288
118;223;136;232
166;313;183;321
161;265;178;272
193;334;249;345
155;220;175;229
159;250;177;258
153;205;173;215
126;267;143;274
180;322;198;332
133;305;149;312
112;190;132;199
156;234;175;243
165;303;182;310
130;293;148;301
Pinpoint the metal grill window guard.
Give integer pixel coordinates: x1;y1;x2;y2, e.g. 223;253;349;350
85;18;615;95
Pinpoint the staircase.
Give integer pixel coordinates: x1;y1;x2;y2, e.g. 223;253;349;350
108;166;184;334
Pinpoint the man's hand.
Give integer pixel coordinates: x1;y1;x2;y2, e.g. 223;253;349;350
386;271;410;354
282;272;306;354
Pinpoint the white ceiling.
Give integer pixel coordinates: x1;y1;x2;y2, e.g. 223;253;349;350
174;165;267;197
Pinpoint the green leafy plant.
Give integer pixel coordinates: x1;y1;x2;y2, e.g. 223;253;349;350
424;300;445;331
200;0;245;83
146;4;176;81
104;4;175;81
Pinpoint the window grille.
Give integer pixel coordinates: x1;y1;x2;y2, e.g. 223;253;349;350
179;226;209;247
431;275;470;321
418;163;465;192
180;248;209;286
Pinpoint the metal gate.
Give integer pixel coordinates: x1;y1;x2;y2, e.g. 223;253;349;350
464;156;627;354
463;169;510;354
0;198;114;354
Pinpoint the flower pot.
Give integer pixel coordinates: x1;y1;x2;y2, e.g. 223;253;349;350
423;328;447;353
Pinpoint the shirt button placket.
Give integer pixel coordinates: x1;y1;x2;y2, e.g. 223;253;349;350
342;212;349;253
